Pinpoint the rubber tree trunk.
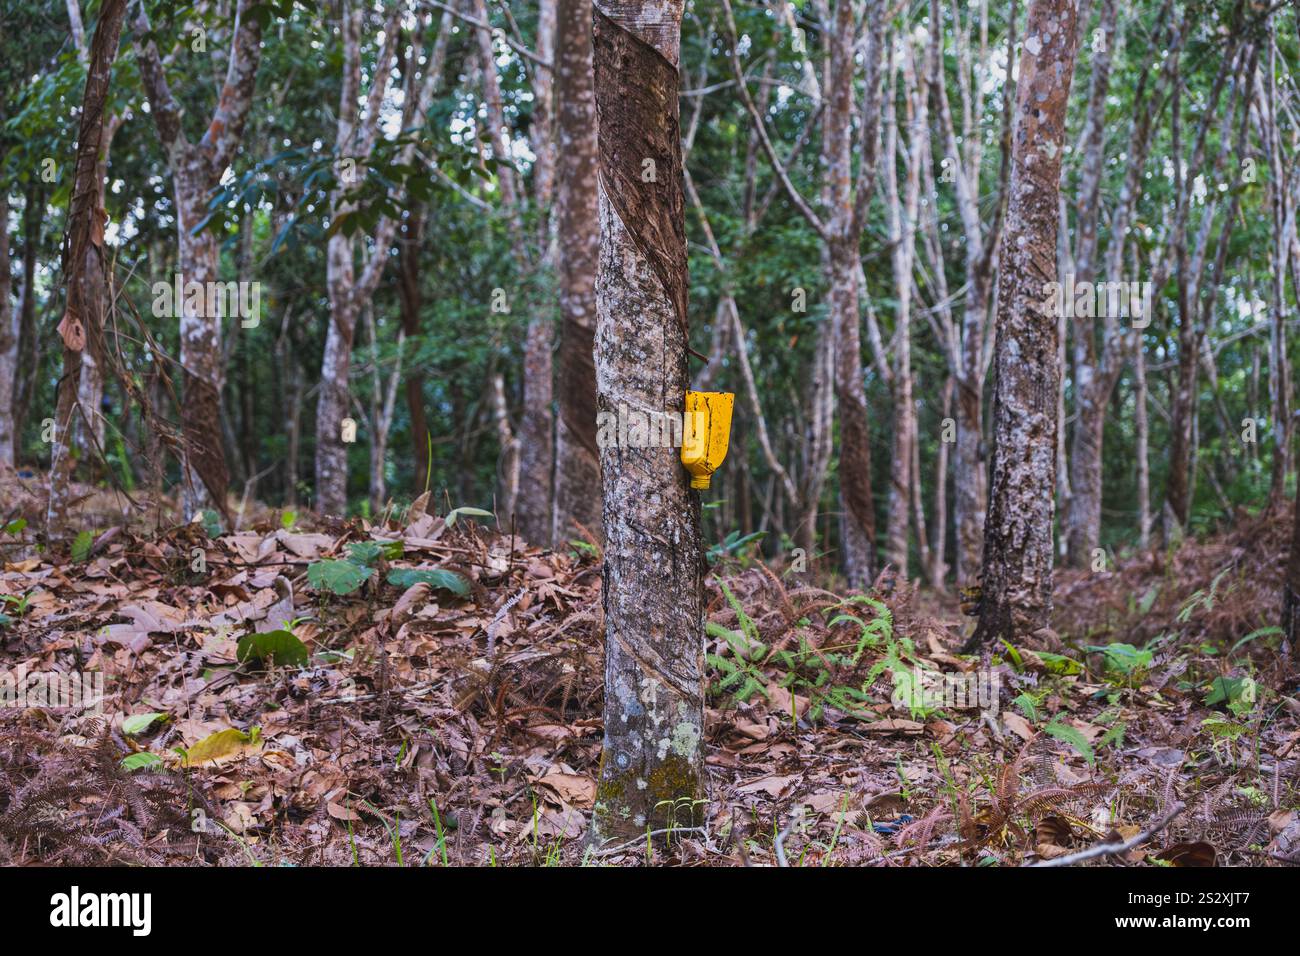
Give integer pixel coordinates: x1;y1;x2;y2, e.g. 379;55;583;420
550;0;603;548
399;210;431;490
48;0;127;527
133;0;262;520
1284;471;1300;652
826;0;875;588
590;0;705;845
516;0;558;545
968;0;1078;650
0;195;15;466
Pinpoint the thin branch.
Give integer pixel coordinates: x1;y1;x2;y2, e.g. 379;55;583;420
1031;802;1186;867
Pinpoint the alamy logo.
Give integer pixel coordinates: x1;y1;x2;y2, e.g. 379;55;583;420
49;886;151;936
1041;273;1153;328
596;403;707;451
152;274;262;328
891;666;1000;715
0;668;104;713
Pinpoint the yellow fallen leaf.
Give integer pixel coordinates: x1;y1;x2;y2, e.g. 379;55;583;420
184;727;262;766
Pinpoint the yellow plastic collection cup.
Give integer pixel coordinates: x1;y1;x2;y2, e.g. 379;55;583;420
680;391;735;490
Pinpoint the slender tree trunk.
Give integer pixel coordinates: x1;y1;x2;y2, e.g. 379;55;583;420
13;182;44;459
315;1;409;516
49;0;128;527
133;0;262;520
1284;471;1300;652
954;335;987;584
491;372;520;521
590;0;704;845
0;194;15;466
551;0;602;547
825;0;876;588
399;210;431;490
968;0;1079;650
1135;340;1152;550
882;40;926;578
930;376;954;586
798;316;834;555
516;0;559;544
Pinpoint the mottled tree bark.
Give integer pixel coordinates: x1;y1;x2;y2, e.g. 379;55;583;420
0;195;15;466
516;0;558;545
68;0;122;467
315;1;403;516
882;39;927;579
551;0;603;548
49;0;127;527
827;0;877;588
968;0;1078;650
12;182;44;461
317;2;450;516
590;0;705;845
1134;337;1152;550
399;210;431;490
1284;471;1300;651
1260;28;1294;511
134;0;263;520
926;0;1014;587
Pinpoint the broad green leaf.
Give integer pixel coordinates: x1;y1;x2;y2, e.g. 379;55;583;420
121;752;163;772
308;558;371;595
385;567;469;596
1035;650;1084;676
346;541;385;567
237;629;310;666
122;712;166;735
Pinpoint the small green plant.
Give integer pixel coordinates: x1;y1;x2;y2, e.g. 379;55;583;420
706;529;767;567
1084;642;1154;685
70;530;94;563
237;628;310;667
445;506;493;527
427;798;450;866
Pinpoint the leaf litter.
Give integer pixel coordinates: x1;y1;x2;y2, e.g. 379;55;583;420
1;498;1298;866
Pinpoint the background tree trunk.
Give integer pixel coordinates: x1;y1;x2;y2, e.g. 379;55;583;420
133;0;263;520
550;0;602;548
970;0;1079;649
48;0;127;527
0;194;15;466
589;0;705;846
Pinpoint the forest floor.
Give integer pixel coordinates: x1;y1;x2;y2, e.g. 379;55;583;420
1;467;1298;867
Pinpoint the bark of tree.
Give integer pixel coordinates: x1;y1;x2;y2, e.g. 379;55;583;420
1284;470;1300;651
1134;334;1152;550
882;38;927;579
1260;27;1294;511
398;209;431;490
396;10;453;495
828;0;880;589
133;0;262;520
317;2;448;516
12;182;44;462
926;0;1015;587
68;0;123;469
48;0;128;527
968;0;1079;650
550;0;602;548
315;1;403;516
0;194;15;466
589;0;705;845
516;0;558;545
